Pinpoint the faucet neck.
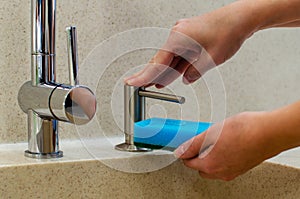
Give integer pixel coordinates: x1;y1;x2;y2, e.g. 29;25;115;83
31;0;56;85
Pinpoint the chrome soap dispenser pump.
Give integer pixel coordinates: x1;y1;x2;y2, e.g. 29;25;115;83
115;84;185;152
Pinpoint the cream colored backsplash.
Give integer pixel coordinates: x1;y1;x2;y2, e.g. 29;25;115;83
1;0;300;143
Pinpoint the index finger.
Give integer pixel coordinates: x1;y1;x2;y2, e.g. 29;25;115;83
174;132;206;159
125;49;174;87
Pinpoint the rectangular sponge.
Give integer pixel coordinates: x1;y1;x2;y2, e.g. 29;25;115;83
134;117;212;150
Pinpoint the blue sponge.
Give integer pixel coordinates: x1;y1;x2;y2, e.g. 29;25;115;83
134;117;212;150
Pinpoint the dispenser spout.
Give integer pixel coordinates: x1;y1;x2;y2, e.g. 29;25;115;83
138;89;185;104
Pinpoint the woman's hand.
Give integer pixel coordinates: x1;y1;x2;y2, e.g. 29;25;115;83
125;0;300;88
125;1;258;88
123;0;300;181
174;111;280;181
174;101;300;181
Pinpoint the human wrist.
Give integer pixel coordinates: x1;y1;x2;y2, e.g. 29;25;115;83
216;0;264;41
263;106;300;153
249;0;300;30
223;0;300;37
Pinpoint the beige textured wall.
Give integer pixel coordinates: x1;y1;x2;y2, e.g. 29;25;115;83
1;0;300;143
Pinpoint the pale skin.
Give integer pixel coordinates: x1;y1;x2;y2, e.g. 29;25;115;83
124;0;300;181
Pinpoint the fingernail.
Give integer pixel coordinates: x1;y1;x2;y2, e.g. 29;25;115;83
124;76;133;83
187;73;197;81
182;76;191;85
125;78;134;85
123;76;130;82
173;144;186;158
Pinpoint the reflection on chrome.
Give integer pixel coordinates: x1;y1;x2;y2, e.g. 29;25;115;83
17;0;96;159
115;84;185;152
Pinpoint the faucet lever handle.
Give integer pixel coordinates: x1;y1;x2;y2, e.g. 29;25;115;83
66;26;79;86
138;89;185;104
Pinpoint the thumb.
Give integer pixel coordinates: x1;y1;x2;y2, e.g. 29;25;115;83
174;132;206;159
183;49;216;84
182;65;201;84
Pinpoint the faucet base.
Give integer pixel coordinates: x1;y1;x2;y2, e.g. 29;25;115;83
24;150;63;159
115;143;152;152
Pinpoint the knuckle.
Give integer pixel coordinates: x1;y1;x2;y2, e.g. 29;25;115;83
152;63;166;74
149;56;156;64
136;75;149;85
175;18;188;25
204;167;217;175
172;19;189;32
200;162;217;175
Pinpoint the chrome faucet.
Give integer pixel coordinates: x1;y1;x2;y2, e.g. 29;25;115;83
18;0;96;158
115;84;185;152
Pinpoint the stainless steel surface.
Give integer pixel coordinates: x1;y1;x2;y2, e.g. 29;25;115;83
50;85;96;123
18;81;56;118
18;82;96;124
115;85;151;152
25;110;63;158
66;26;78;86
31;0;56;85
124;85;145;138
139;90;185;104
115;84;185;152
18;0;96;159
115;142;152;152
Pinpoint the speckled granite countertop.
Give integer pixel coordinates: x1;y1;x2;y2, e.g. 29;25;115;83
1;137;299;169
0;137;299;199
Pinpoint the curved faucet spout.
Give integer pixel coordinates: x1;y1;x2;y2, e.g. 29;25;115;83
18;82;96;125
